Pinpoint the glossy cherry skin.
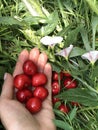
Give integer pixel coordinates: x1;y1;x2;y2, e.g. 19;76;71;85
52;71;63;81
32;73;47;87
23;60;38;76
14;74;31;90
58;104;70;114
63;71;71;77
16;89;33;103
52;81;60;96
63;78;77;89
26;97;42;114
33;86;48;101
71;101;80;107
52;97;60;105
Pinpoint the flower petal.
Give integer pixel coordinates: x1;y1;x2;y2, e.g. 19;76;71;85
81;50;98;64
40;36;63;46
55;44;73;59
65;45;73;57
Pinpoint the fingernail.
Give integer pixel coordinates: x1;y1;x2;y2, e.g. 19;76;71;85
18;49;29;61
4;73;8;80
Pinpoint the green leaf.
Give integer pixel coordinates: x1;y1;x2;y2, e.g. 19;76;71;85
65;25;82;46
53;109;66;121
53;119;73;130
70;47;86;57
57;88;98;107
91;16;98;49
57;0;69;27
85;0;98;15
0;40;2;52
24;16;47;25
25;0;45;17
69;107;77;121
80;26;91;51
0;17;25;26
57;24;73;37
36;11;59;36
51;62;62;73
92;65;98;78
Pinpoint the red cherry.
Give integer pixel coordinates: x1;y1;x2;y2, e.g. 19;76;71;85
52;97;60;105
33;86;49;101
52;81;60;96
32;73;47;87
23;60;38;76
71;101;80;107
16;89;33;103
63;78;77;89
58;104;70;113
26;97;42;114
14;74;31;90
52;71;63;81
63;71;71;77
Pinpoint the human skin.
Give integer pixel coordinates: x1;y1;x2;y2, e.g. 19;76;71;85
0;48;56;130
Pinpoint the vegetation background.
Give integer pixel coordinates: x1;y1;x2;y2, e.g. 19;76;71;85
0;0;98;130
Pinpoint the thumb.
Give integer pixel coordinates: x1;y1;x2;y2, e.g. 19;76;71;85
1;73;14;99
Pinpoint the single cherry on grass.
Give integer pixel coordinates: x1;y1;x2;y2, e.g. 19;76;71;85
14;74;31;90
52;81;60;96
58;104;70;114
32;73;47;87
63;78;77;89
26;97;42;114
63;71;71;77
52;71;63;81
23;60;37;76
33;86;48;101
52;97;60;105
71;101;80;107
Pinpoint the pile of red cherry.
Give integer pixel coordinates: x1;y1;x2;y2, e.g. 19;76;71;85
14;59;78;114
52;71;78;113
14;60;48;114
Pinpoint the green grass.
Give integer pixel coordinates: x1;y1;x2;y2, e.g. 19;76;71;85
0;0;98;129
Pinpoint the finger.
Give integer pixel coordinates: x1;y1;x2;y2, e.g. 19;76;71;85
34;63;55;126
1;73;14;99
13;49;29;77
29;48;40;64
44;63;52;100
37;53;48;72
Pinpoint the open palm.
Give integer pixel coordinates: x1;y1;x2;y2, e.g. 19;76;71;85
0;48;56;130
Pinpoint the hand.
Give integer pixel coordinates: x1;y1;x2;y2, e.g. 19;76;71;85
0;48;56;130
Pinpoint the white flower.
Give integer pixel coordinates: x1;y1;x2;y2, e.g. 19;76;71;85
81;51;98;65
40;36;63;46
55;45;73;60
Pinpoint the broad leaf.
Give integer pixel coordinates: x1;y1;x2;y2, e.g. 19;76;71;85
65;25;82;46
69;107;77;121
85;0;98;15
54;119;73;130
92;65;98;78
57;88;98;106
91;16;98;49
70;47;86;57
36;11;59;36
80;26;91;51
0;17;25;26
51;62;62;73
